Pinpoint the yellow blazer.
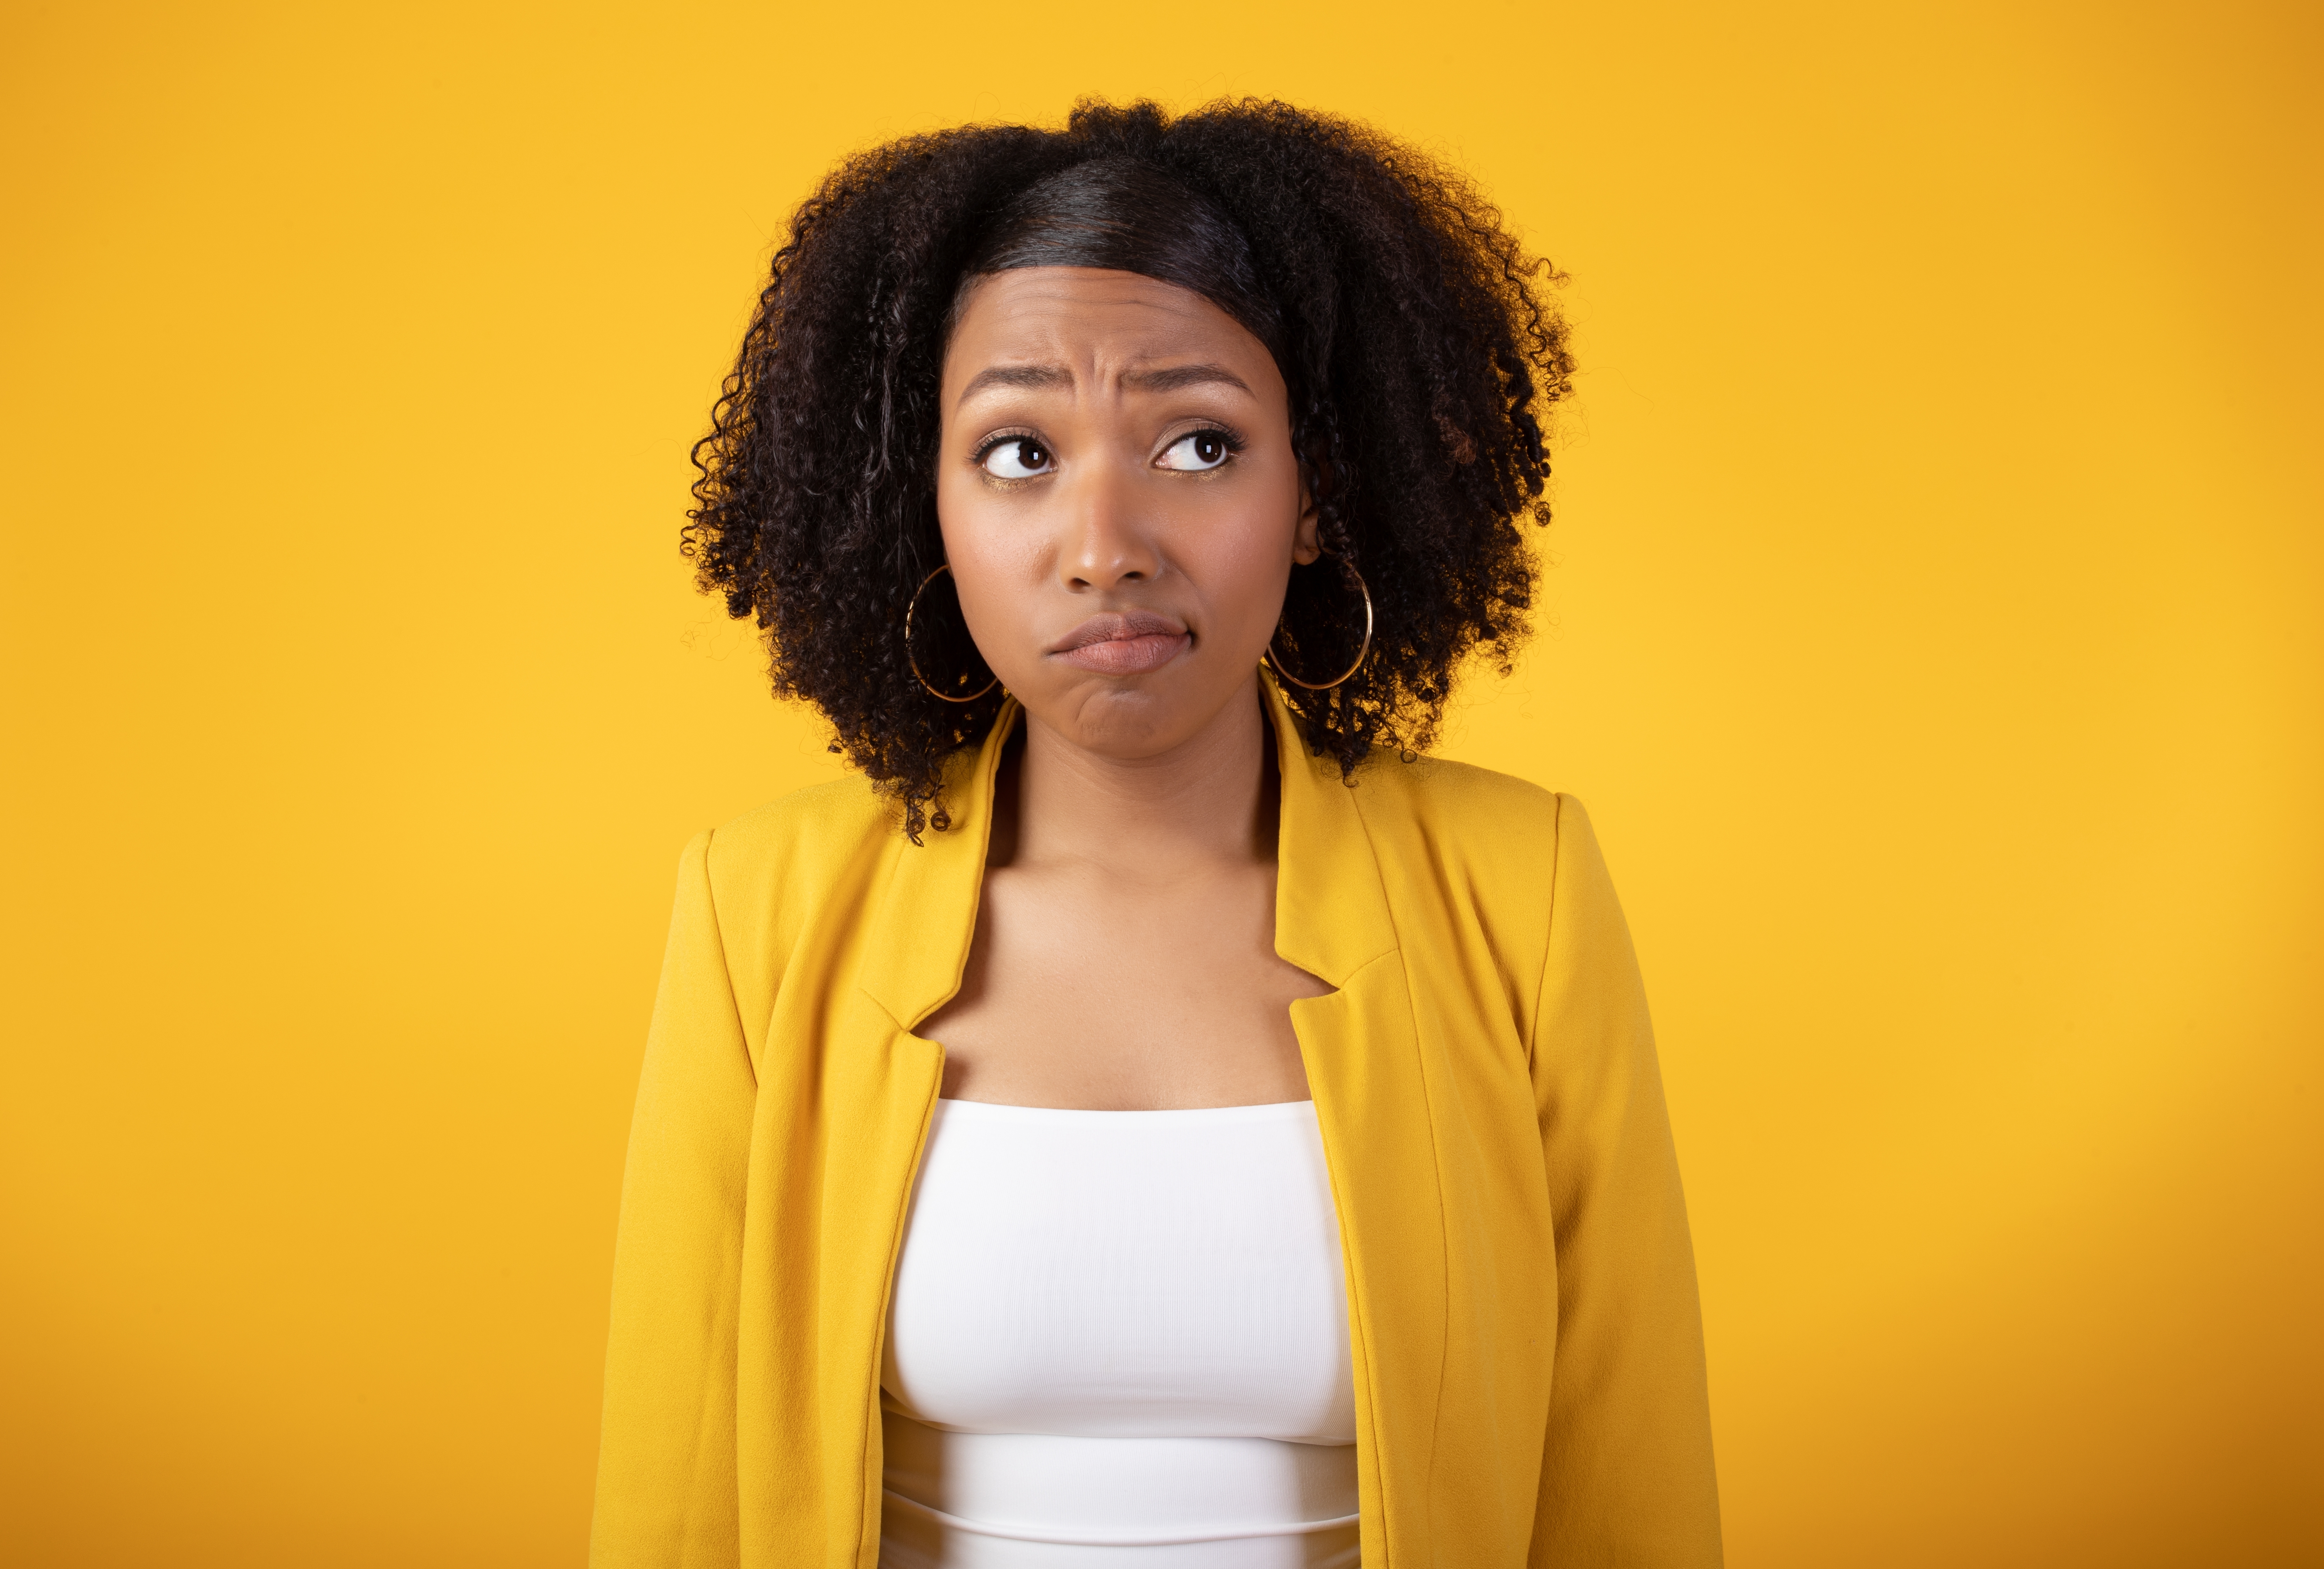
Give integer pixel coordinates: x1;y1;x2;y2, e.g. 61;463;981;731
591;674;1721;1567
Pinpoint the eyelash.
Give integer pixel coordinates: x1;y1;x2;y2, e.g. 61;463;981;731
1172;426;1246;464
971;430;1042;468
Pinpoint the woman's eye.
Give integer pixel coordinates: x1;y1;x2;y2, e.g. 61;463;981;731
979;437;1052;479
1157;430;1234;472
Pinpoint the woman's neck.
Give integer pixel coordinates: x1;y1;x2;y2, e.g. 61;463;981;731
994;677;1279;879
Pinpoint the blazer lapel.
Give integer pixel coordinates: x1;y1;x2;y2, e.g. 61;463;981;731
856;699;1020;1034
1267;674;1447;1561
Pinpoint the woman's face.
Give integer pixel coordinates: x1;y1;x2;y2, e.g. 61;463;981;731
936;266;1316;761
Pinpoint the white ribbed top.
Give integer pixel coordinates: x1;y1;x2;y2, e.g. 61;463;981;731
878;1098;1360;1568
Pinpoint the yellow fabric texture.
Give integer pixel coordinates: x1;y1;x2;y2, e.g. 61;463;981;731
591;675;1722;1568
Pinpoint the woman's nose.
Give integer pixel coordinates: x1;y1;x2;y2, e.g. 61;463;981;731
1055;458;1161;591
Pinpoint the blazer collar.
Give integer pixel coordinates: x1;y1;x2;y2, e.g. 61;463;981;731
856;672;1401;1032
854;696;1019;1034
1263;670;1401;988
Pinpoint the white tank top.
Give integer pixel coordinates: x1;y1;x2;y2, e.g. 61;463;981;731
879;1098;1361;1568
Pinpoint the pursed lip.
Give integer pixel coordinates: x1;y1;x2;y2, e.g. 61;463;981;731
1048;610;1193;675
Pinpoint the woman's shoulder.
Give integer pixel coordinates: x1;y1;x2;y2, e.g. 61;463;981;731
1347;752;1617;944
1343;757;1640;1067
667;775;902;1021
693;772;897;908
1352;750;1575;859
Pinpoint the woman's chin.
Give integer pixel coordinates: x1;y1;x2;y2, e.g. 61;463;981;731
1028;666;1259;761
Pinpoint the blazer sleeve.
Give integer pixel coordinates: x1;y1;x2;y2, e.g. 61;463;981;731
1527;796;1723;1567
591;830;755;1568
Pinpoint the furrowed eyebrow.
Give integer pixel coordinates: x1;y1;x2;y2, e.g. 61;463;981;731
954;360;1255;407
955;363;1073;405
1121;363;1252;396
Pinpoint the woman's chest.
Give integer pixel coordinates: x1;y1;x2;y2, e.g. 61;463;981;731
921;861;1332;1108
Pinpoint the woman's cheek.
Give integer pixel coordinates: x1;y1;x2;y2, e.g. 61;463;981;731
1203;505;1298;656
945;531;1043;688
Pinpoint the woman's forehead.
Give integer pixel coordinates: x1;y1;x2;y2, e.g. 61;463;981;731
944;268;1281;404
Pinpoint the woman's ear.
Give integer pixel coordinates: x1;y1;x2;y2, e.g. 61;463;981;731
1293;447;1328;565
1293;481;1323;565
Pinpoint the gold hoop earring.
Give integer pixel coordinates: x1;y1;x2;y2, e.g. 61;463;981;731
1264;555;1374;691
904;565;999;703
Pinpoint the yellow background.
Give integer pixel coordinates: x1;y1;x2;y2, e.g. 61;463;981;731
3;1;2316;1563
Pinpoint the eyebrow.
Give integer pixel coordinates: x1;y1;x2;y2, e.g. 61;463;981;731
955;363;1073;405
954;361;1254;407
1123;362;1253;396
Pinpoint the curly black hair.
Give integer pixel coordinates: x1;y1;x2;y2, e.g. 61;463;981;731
683;98;1573;839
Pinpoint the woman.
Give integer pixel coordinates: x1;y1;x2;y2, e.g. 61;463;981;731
592;99;1720;1569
